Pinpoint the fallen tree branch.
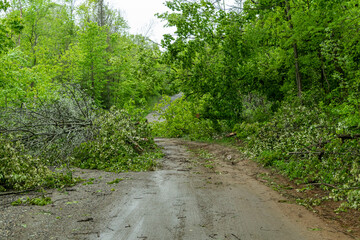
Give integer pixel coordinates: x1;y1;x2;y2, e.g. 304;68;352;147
308;182;360;190
288;151;323;155
0;85;97;161
337;134;360;142
0;188;38;196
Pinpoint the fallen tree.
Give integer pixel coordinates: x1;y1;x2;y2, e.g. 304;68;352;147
0;85;97;164
0;85;159;191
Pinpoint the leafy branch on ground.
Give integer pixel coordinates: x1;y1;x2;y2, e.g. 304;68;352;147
0;86;160;193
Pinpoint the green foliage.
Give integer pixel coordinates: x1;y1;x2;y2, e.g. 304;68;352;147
1;0;168;111
159;0;360;122
0;0;167;194
12;196;52;206
77;21;109;105
0;0;14;54
158;0;244;120
1;84;161;192
232;122;262;140
0;138;53;191
0;137;77;191
73;108;159;172
107;178;123;184
0;0;10;11
241;93;273;123
237;99;360;209
0;48;57;108
151;95;215;140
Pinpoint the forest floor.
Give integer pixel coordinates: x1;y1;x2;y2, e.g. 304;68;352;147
0;138;359;240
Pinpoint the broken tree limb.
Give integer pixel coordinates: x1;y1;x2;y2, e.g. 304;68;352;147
288;151;323;155
226;132;237;138
308;182;360;190
337;134;360;142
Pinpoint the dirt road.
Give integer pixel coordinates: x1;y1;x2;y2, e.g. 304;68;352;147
90;138;351;240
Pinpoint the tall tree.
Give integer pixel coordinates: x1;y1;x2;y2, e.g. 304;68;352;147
78;21;108;105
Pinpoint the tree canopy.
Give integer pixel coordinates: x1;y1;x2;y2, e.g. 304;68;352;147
158;0;360;126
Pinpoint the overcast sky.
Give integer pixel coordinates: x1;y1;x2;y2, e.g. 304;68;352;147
107;0;174;43
106;0;237;44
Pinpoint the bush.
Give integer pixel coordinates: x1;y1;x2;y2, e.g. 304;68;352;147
232;122;263;139
241;93;273;123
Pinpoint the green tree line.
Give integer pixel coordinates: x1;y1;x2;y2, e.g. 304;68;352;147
158;0;359;125
1;0;170;109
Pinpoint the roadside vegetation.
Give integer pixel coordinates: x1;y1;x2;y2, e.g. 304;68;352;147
152;0;360;210
0;0;166;193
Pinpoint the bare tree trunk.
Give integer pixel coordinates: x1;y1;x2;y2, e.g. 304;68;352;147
18;0;23;46
320;52;330;93
285;0;302;98
293;43;302;98
98;0;105;27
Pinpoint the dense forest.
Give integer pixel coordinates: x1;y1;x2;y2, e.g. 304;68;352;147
1;0;360;210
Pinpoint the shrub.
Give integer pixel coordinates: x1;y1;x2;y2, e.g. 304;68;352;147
232;122;263;139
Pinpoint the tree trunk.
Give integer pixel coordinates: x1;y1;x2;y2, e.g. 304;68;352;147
98;0;105;27
285;0;302;98
18;0;23;46
293;43;302;98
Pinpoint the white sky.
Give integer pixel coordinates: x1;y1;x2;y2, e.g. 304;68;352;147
106;0;237;44
107;0;174;44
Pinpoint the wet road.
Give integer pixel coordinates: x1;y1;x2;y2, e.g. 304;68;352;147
92;139;349;240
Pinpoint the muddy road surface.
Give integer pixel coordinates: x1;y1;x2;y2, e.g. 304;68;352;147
91;138;350;240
